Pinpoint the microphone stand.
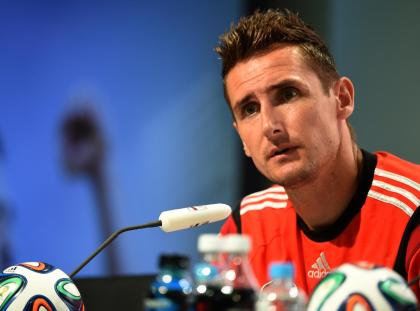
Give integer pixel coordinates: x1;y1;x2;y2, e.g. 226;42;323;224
70;220;162;278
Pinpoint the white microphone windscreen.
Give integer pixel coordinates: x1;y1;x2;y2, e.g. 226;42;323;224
159;203;231;232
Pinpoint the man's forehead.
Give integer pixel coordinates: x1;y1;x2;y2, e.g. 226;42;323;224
225;45;313;101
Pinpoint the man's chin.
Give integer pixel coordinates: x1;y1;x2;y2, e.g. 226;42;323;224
268;167;314;188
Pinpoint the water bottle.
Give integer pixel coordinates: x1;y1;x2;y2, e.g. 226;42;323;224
193;234;223;311
144;254;193;311
211;234;259;310
256;262;307;311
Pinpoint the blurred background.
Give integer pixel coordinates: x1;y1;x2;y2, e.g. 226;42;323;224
0;0;419;278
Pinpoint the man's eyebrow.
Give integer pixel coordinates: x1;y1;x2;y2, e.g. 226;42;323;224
233;94;255;113
232;78;304;113
266;78;301;93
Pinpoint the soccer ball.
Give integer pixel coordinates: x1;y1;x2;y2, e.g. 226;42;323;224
307;262;418;311
0;262;84;310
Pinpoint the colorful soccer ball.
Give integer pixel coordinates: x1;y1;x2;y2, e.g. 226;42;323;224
0;262;84;310
307;262;418;311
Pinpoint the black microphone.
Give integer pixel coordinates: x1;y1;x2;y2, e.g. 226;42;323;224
70;203;231;278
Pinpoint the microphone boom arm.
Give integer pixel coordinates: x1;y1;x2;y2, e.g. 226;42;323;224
70;220;162;278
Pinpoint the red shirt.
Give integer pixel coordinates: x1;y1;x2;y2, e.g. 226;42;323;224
220;150;420;298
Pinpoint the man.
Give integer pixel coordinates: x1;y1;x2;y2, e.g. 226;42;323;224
217;9;420;297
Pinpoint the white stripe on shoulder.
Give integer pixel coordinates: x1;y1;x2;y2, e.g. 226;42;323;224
368;190;414;217
375;168;420;192
242;192;288;205
240;201;287;216
244;185;286;199
372;179;420;206
372;180;420;206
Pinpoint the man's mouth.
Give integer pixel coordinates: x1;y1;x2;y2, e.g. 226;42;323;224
269;146;296;159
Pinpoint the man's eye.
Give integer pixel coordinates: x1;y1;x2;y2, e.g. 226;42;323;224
280;87;299;103
242;103;259;117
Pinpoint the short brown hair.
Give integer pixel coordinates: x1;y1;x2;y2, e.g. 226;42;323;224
215;9;339;93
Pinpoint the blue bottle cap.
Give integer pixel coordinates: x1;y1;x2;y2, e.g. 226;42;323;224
269;262;294;279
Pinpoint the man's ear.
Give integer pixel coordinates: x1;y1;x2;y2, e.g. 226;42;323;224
242;142;251;157
334;77;355;120
233;121;251;157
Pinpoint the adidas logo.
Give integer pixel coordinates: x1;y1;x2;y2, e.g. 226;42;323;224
307;252;331;279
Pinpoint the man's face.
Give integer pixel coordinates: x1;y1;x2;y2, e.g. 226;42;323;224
225;45;350;188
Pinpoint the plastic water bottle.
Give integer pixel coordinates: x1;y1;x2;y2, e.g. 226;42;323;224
213;234;259;310
144;254;193;311
193;234;223;311
256;262;307;311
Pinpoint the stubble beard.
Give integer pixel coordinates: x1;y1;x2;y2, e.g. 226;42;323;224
265;158;318;189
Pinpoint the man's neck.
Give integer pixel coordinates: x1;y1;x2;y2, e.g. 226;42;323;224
286;145;363;231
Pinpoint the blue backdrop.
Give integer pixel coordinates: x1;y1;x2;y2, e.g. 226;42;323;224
0;0;242;276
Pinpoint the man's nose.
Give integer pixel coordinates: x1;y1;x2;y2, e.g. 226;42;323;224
261;104;283;140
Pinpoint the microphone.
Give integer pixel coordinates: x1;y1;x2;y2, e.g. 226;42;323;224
159;203;231;232
69;203;231;278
